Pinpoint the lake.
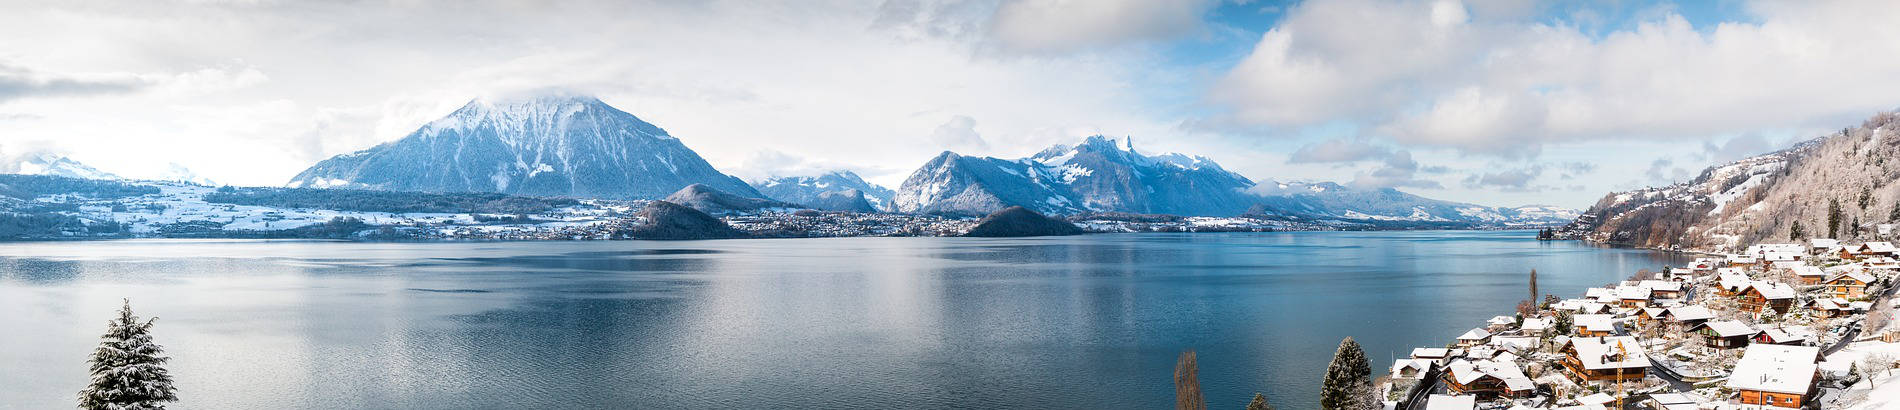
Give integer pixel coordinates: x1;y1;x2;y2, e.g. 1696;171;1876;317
0;231;1689;409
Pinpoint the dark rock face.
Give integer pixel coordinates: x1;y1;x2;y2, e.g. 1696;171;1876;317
288;94;760;200
615;200;748;240
753;170;894;211
662;184;796;215
963;206;1084;237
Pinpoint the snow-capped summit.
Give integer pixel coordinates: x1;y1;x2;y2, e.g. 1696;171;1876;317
287;94;760;200
8;153;120;180
894;136;1257;216
157;163;216;186
753;170;895;212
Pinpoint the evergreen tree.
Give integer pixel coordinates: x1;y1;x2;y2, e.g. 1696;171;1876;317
1790;220;1805;240
1862;187;1875;210
1246;392;1275;410
1554;311;1574;334
1891;204;1900;222
1174;350;1204;410
1320;337;1374;410
1829;199;1843;238
79;300;177;410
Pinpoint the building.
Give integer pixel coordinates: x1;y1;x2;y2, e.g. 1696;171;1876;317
1424;394;1475;410
1640;280;1685;299
1574;314;1617;337
1825;271;1874;299
1754;326;1816;346
1521;317;1553;336
1689;320;1756;349
1443;359;1535;399
1738;282;1797;314
1791;266;1827;285
1662;305;1715;335
1810;238;1842;255
1616;286;1652;308
1726;344;1821;408
1561;336;1649;382
1456;328;1493;347
1390;358;1436;380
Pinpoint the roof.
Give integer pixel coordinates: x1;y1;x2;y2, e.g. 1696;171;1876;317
1811;238;1841;248
1457;328;1492;340
1491;336;1538;351
1566;336;1650;370
1666;306;1715;322
1446;359;1534;392
1616;286;1651;300
1726;344;1820;394
1719;274;1752;290
1860;242;1897;253
1391;358;1435;378
1521;317;1553;331
1647;393;1697;405
1791;266;1826;277
1695;320;1756;337
1829;271;1875;285
1757;326;1815;343
1574;314;1616;333
1640;280;1683;292
1425;394;1476;410
1747;282;1797;300
1575;392;1615;405
1413;347;1450;358
1488;315;1516;325
1585;287;1617;301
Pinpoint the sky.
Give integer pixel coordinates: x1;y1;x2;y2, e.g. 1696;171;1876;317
2;0;1898;208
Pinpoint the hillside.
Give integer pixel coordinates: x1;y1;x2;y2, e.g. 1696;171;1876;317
1560;111;1900;251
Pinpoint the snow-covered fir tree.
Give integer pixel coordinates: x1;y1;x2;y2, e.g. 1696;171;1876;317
79;300;178;410
1319;337;1375;410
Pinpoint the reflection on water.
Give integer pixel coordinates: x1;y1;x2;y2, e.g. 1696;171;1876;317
0;232;1688;409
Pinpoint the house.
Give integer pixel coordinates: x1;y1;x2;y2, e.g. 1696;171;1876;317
1866;256;1899;269
1574;392;1615;408
1718;273;1753;296
1751;243;1806;263
1825;271;1874;299
1640;280;1685;299
1521;317;1553;335
1726;344;1822;408
1456;328;1493;347
1754;326;1816;346
1487;315;1517;332
1852;242;1898;259
1690;258;1720;272
1635;307;1668;327
1810;238;1841;255
1490;336;1538;353
1615;286;1651;308
1663;306;1715;335
1584;287;1618;303
1424;394;1476;410
1444;359;1535;399
1412;347;1453;364
1739;282;1797;313
1689;320;1756;348
1391;358;1436;380
1812;298;1855;318
1646;393;1702;410
1561;336;1649;382
1573;314;1616;337
1728;255;1759;266
1791;266;1827;285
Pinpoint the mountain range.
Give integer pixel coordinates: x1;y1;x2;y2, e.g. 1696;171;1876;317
752;171;894;212
1558;110;1900;251
287;94;760;200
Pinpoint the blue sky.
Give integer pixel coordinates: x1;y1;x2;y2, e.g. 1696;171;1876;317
1;0;1897;208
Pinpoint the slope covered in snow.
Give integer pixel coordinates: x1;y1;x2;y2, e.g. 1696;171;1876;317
287;94;759;200
753;170;894;212
7;153;120;180
894;136;1257;216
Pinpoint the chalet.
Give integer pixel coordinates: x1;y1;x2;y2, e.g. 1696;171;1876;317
1718;273;1753;296
1727;344;1822;408
1573;314;1617;337
1791;266;1827;285
1810;238;1841;255
1728;255;1759;266
1575;392;1616;408
1616;286;1651;308
1867;256;1900;269
1412;347;1453;364
1690;258;1720;272
1812;298;1855;318
1584;287;1618;303
1640;280;1685;299
1667;267;1694;278
1489;336;1538;354
1751;243;1806;263
1854;242;1897;258
1754;326;1816;346
1739;282;1797;314
1825;271;1875;299
1456;328;1493;347
1662;306;1715;334
1688;320;1755;348
1647;393;1702;410
1521;317;1553;335
1486;315;1516;332
1561;336;1649;382
1635;307;1668;326
1444;359;1534;399
1390;358;1436;380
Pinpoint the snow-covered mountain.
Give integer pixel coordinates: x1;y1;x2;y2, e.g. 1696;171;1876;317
157;163;216;186
1246;180;1575;225
894;136;1259;216
288;94;760;200
753;170;895;211
7;153;120;180
1562;111;1900;251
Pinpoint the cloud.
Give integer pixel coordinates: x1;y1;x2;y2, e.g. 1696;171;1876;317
1699;133;1777;163
1212;0;1900;156
1644;157;1692;185
1556;161;1595;179
0;62;153;102
1461;165;1548;192
929;115;990;152
989;0;1218;53
1348;150;1443;189
1287;138;1392;163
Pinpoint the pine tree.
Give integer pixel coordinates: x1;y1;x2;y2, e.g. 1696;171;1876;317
1246;392;1275;410
1829;199;1843;238
1554;311;1573;334
1790;220;1805;240
79;300;178;410
1174;350;1204;410
1891;204;1900;222
1320;337;1374;410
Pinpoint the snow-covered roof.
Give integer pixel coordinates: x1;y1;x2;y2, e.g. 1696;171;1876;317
1585;287;1617;301
1695;320;1757;338
1391;358;1435;378
1575;314;1616;333
1829;271;1875;285
1811;238;1841;249
1792;266;1826;277
1860;242;1898;253
1747;282;1797;300
1726;344;1820;394
1522;317;1553;331
1566;336;1650;370
1491;336;1538;352
1413;347;1450;358
1719;274;1752;291
1446;359;1534;392
1458;328;1493;341
1616;286;1651;300
1757;326;1815;344
1575;392;1615;406
1425;394;1475;410
1488;315;1516;326
1640;280;1684;292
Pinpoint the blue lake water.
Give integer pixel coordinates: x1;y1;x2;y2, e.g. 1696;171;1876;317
0;231;1689;409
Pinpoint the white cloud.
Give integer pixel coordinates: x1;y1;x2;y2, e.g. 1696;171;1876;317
989;0;1218;53
1214;0;1900;156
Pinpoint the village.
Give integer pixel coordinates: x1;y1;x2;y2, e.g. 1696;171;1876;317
1385;240;1900;410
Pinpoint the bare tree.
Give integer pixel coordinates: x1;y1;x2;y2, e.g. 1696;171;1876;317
1175;350;1205;410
